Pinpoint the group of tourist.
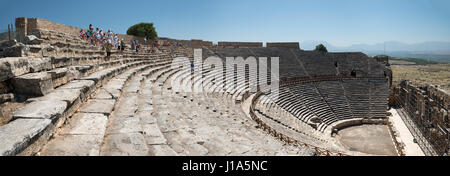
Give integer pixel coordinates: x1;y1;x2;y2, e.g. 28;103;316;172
78;24;188;55
79;24;125;53
131;40;142;53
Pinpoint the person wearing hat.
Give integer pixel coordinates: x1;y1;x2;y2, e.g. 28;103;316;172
105;39;113;59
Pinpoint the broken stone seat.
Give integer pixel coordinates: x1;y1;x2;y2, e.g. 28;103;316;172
30;29;97;47
23;44;107;58
10;57;152;96
0;59;155;156
0;55;120;84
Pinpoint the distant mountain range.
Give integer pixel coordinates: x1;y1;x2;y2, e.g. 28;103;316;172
301;41;450;63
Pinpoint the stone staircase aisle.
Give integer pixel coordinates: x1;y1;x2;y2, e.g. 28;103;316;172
39;64;154;155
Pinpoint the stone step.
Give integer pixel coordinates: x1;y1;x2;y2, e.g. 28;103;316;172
100;66;166;156
39;63;155;156
0;60;154;156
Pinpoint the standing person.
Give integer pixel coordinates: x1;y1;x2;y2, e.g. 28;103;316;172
120;39;125;53
94;28;101;46
108;29;114;41
144;37;147;45
79;29;84;39
131;40;135;51
99;29;104;42
105;40;113;59
135;40;140;53
86;27;94;44
114;34;119;49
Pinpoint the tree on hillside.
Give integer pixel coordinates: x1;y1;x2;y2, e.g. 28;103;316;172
315;44;328;52
126;23;158;40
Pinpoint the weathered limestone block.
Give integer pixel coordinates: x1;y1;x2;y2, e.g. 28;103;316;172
27;44;56;57
101;133;149;156
30;88;81;106
72;65;92;77
93;89;114;99
13;100;67;120
47;68;68;87
0;57;31;82
28;57;52;72
12;72;54;96
2;43;28;57
61;113;108;135
66;67;82;81
39;134;104;156
24;35;45;45
102;88;121;99
78;99;116;116
142;124;168;145
80;67;120;87
0;118;52;156
59;80;95;100
51;56;72;68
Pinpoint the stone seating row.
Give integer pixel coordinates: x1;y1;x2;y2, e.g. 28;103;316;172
0;60;154;155
342;80;370;119
39;63;165;156
315;81;353;120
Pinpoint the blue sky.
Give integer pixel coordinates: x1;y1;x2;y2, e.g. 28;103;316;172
1;0;450;46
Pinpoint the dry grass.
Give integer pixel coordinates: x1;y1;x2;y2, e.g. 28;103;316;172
391;64;450;92
390;60;416;65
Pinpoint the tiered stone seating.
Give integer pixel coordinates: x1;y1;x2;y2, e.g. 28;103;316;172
153;60;313;155
39;59;179;155
1;30;391;155
0;60;153;155
369;80;389;118
28;29;105;57
342;80;370;119
0;27;181;155
315;81;353;120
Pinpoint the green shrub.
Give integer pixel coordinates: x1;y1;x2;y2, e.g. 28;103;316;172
315;44;328;52
126;23;158;40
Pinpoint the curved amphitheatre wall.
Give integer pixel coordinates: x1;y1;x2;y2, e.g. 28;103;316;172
202;47;391;117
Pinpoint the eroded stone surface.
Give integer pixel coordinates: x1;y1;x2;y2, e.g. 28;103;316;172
13;100;67;119
93;89;113;99
59;80;95;93
31;88;82;105
0;119;51;156
40;134;104;156
108;116;142;134
60;113;108;135
101;133;149;156
0;57;31;82
78;99;115;115
12;72;54;96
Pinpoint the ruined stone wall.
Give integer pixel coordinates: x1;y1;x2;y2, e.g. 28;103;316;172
217;42;263;48
202;41;213;47
190;40;203;48
266;42;300;49
392;81;449;155
189;39;213;48
15;17;145;44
